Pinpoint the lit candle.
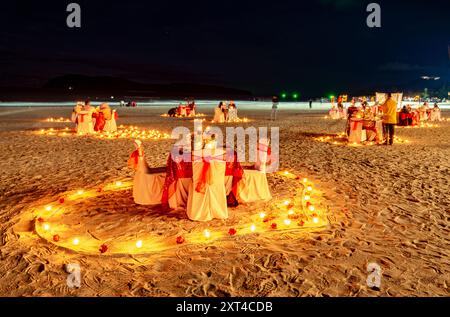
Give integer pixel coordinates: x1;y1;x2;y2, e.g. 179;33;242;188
309;205;315;212
116;181;122;187
204;230;211;239
72;238;80;245
284;219;291;226
259;212;266;219
250;224;256;232
77;190;84;195
43;223;50;231
304;195;310;201
313;217;319;224
45;206;52;211
136;240;143;248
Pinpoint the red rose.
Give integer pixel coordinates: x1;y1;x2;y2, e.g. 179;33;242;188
176;236;185;244
99;244;108;253
97;187;103;193
271;223;277;230
298;220;305;227
59;197;65;204
37;217;44;223
53;234;60;242
228;228;237;236
306;202;311;207
287;203;295;209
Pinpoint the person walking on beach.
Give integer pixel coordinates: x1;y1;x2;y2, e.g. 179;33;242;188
309;99;313;109
271;96;279;121
380;93;398;145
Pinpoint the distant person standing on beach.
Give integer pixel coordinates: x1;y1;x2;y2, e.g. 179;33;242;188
380;93;398;145
271;96;279;121
309;99;313;109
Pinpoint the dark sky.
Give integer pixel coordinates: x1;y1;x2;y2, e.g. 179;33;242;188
0;0;449;96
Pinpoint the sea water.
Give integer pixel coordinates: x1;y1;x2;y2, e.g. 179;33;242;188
1;100;449;110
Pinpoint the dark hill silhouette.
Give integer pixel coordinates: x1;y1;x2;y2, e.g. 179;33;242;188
42;74;253;99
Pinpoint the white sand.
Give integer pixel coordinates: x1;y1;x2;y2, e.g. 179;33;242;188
0;105;449;296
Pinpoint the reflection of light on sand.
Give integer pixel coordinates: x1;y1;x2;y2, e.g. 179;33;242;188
45;117;71;123
315;134;410;146
36;125;171;140
161;113;207;118
31;172;329;256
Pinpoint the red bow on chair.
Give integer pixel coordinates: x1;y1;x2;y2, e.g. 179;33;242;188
195;157;212;194
257;142;272;166
127;150;139;171
351;120;360;131
78;114;86;123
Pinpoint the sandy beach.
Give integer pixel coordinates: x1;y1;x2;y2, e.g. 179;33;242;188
0;105;449;297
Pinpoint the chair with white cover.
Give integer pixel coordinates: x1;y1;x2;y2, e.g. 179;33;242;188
186;148;228;221
237;168;272;203
254;138;270;173
348;119;364;144
213;107;225;123
104;110;118;133
166;151;193;211
129;140;166;205
76;109;95;135
430;108;441;122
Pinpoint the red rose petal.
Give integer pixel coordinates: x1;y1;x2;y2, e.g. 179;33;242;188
228;228;237;236
99;244;108;253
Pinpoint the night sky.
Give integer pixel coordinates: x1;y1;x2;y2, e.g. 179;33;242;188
1;0;449;97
